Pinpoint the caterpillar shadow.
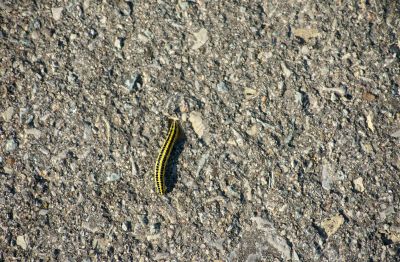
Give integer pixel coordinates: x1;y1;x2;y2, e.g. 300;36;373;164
165;130;186;194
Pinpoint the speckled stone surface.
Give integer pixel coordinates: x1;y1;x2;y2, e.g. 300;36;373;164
1;0;399;261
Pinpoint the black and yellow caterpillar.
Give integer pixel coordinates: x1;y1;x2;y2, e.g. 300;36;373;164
154;119;179;194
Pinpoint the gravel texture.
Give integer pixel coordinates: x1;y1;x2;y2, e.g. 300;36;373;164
1;0;400;261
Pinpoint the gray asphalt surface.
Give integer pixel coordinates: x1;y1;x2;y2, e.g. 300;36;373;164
1;0;399;261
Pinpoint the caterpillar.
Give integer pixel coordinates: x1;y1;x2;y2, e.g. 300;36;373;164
154;119;179;194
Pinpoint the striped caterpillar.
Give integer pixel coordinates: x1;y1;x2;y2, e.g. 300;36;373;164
154;119;179;194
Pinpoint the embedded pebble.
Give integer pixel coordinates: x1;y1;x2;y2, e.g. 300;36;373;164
321;86;347;97
114;37;124;49
25;128;42;139
320;214;344;237
216;81;229;93
5;139;18;152
366;112;375;132
117;0;132;16
130;156;138;176
247;124;258;137
2;107;14;122
231;129;244;147
52;7;63;21
281;62;292;78
122;221;131;232
192;28;208;50
17;235;27;250
189;111;206;138
124;73;141;91
105;173;122;183
321;161;334;191
244;88;257;99
293;28;320;41
154;253;170;260
196;152;209;177
295;91;303;105
39;209;49;216
353;177;365;192
384;229;400;243
250;217;299;261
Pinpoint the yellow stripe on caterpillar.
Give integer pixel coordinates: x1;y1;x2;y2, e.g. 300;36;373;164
154;119;179;194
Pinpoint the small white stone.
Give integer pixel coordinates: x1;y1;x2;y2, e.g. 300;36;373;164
114;38;122;49
17;235;27;250
247;124;258;137
281;62;292;78
321;161;333;191
31;31;39;40
189;111;206;138
5;139;17;152
181;113;187;122
2;107;14;122
321;86;347;97
192;28;208;50
353;177;365;192
70;33;77;41
366;112;375;132
232;129;244;147
52;7;63;21
295;91;303;105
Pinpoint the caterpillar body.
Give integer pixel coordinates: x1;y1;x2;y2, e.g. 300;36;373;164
154;119;179;194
